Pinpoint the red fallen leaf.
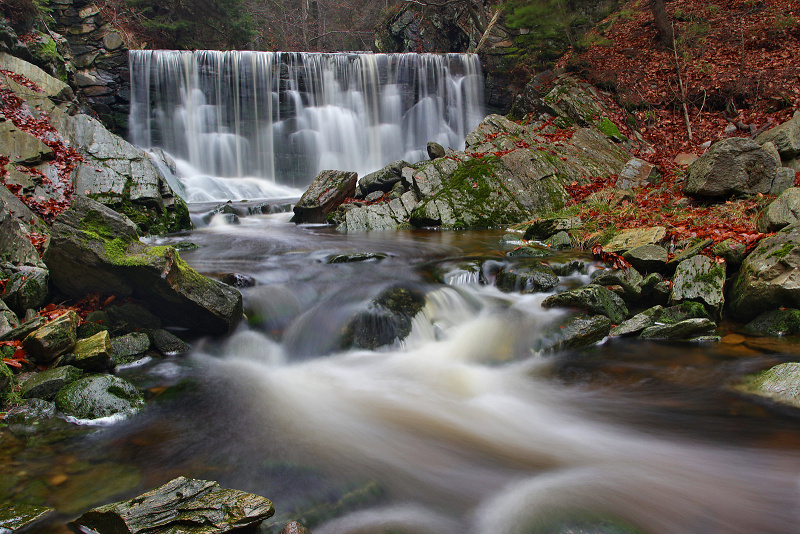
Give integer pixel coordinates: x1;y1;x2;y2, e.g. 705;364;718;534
2;359;22;369
102;295;116;307
12;348;25;360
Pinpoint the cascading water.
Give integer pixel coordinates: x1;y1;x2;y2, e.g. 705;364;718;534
128;50;485;202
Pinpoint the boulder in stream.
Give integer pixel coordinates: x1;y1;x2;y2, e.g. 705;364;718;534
340;285;426;350
535;314;613;353
69;476;274;534
55;374;145;421
43;197;242;335
744;308;800;337
292;170;358;224
541;285;629;324
669;255;726;318
737;362;800;409
496;263;559;294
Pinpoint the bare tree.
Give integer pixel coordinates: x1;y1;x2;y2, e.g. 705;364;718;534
649;0;674;48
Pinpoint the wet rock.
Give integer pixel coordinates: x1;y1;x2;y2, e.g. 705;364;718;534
665;238;713;273
292;170;358;224
151;329;190;356
55;374;145;420
0;502;54;532
328;253;388;264
20;365;83;400
591;267;643;303
640;318;717;340
522;216;582;240
0;52;73;105
670;255;725;318
427;141;446;159
22;310;79;364
507;245;554;258
219;273;256;289
610;306;664;337
755;111;800;160
616;158;660;190
535;314;612;353
43;197;243;335
622;245;668;273
358;160;410;197
3;398;56;426
544;231;572;250
340;286;426;350
496;263;559;294
201;202;244;225
72;330;114;371
711;239;747;269
737;362;800;408
604;227;666;253
77;320;110;339
640;273;671;306
683;137;778;198
744;308;800;337
757;187;800;233
1;267;49;317
547;260;587;277
729;222;800;321
659;301;710;324
541;285;628;324
105;302;162;334
69;476;274;534
0;315;46;342
111;332;152;365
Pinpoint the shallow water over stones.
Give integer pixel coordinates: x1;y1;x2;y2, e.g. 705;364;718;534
6;211;800;533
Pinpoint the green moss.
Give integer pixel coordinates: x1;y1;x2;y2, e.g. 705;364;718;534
694;264;725;286
768;243;795;261
597;117;622;138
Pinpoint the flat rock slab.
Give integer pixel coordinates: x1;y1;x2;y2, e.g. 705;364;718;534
0;502;54;532
604;227;666;253
737;362;800;408
69;476;274;534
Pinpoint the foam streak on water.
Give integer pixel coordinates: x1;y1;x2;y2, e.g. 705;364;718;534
128;50;485;201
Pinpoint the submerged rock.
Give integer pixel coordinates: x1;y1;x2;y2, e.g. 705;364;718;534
20;365;83;400
535;314;612;353
55;374;145;421
341;286;426;350
69;476;274;534
496;263;559;294
744;309;800;337
43;197;242;335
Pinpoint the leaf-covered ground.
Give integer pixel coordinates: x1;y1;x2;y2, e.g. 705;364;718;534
548;0;800;252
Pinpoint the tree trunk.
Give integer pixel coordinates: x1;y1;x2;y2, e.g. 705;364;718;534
649;0;674;48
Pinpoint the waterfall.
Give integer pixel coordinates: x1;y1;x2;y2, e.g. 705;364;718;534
128;50;486;202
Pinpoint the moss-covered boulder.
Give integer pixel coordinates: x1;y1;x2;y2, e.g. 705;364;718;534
71;330;114;371
69;477;274;534
0;361;13;402
111;332;152;365
43;197;242;336
711;239;747;269
670;255;726;318
22;310;79;364
496;263;559;294
737;362;800;408
541;285;628;324
729;222;800;321
744;309;800;337
535;314;612;353
20;365;83;401
55;374;145;421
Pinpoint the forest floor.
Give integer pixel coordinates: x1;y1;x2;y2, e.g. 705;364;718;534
547;0;800;250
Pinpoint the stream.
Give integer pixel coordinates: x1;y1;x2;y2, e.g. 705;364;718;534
6;204;800;533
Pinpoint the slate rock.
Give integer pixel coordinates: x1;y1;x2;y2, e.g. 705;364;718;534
3;397;56;426
506;245;553;258
610;306;664;337
544;231;572;250
341;286;426;350
711;239;747;269
615;157;660;190
604;227;666;253
20;365;83;400
0;299;19;337
0;204;44;268
622;244;668;273
541;285;628;324
69;476;274;534
357;160;410;197
0;315;46;342
669;255;726;318
737;362;800;408
522;216;582;240
665;238;713;272
755;111;800;159
591;267;643;302
55;374;145;420
1;267;48;316
640;318;717;340
0;503;54;532
105;302;162;333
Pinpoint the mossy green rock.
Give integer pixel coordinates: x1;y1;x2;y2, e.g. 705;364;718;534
496;263;559;293
111;332;152;364
55;374;145;420
737;362;800;408
0;361;13;400
757;187;800;233
69;476;274;534
542;285;629;324
711;238;747;268
22;310;79;364
535;314;613;353
72;330;114;371
591;267;643;302
729;222;800;320
670;255;725;318
744;308;800;337
0;502;54;532
20;365;83;401
151;329;190;356
640;318;717;340
43;197;242;335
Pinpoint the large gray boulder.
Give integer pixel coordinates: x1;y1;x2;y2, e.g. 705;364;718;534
292;170;358;224
496;263;559;293
534;314;612;353
683;137;779;198
670;255;726;318
757;187;800;233
43;197;242;335
358;160;410;197
755;111;800;160
541;285;629;324
728;221;800;320
69;477;274;534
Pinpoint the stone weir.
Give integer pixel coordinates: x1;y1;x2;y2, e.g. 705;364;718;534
128;50;486;191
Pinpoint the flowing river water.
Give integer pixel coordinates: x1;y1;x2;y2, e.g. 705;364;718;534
7;207;800;533
4;50;800;534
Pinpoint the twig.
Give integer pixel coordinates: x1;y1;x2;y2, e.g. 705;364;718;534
472;4;503;54
671;23;692;142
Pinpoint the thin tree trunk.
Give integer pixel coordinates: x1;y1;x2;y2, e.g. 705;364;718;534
649;0;674;49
